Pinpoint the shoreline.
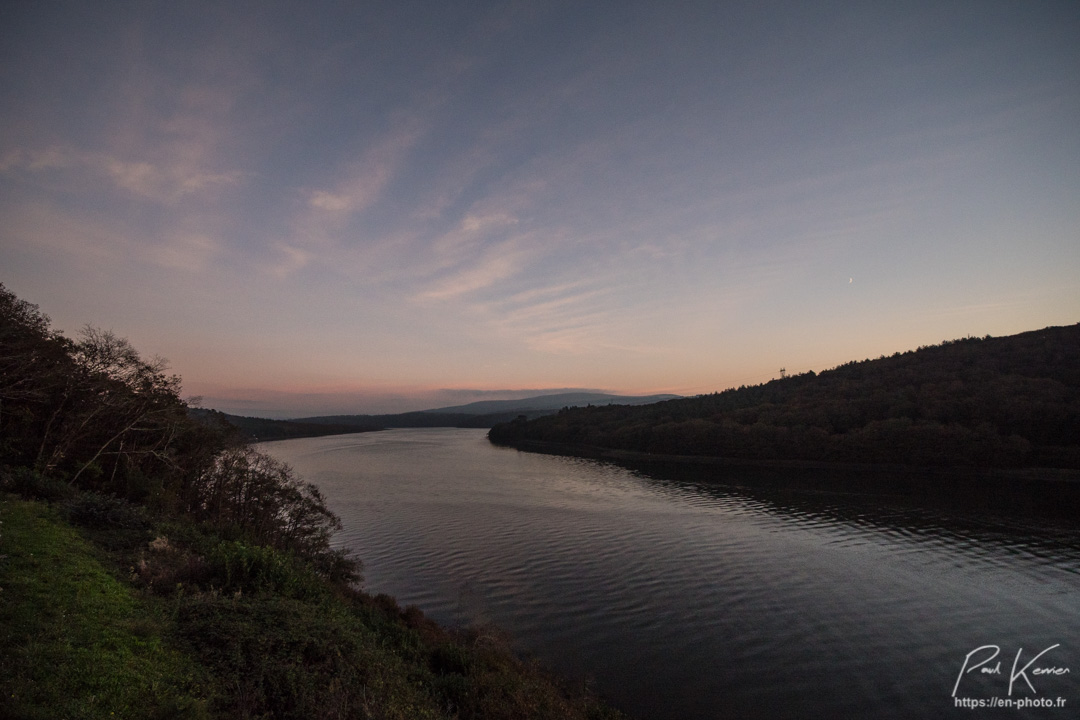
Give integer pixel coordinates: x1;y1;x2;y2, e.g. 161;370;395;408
489;436;1080;522
490;436;1080;483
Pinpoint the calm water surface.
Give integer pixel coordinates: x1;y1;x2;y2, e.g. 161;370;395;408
263;428;1079;719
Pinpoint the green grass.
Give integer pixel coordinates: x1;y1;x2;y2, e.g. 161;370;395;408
0;492;626;720
0;496;212;720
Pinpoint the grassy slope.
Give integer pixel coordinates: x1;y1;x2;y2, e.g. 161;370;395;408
0;493;624;720
0;497;212;720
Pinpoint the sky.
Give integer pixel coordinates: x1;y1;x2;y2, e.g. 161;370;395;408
2;1;1078;418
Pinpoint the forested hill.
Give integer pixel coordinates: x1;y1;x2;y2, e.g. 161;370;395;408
489;325;1080;470
189;408;381;442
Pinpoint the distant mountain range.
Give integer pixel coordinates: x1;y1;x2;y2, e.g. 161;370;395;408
201;392;681;441
295;392;681;430
419;392;681;416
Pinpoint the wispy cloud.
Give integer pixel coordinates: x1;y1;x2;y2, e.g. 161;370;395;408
6;201;224;274
305;120;426;215
151;233;221;272
418;237;531;300
6;202;128;264
264;244;312;278
2;145;244;202
521;326;670;356
496;285;608;326
461;212;518;233
279;120;432;279
473;279;628;355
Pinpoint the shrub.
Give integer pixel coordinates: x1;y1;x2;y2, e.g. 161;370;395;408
184;445;361;583
0;466;74;502
189;448;332;548
174;594;443;720
62;491;150;531
134;536;211;595
60;490;153;550
207;540;324;599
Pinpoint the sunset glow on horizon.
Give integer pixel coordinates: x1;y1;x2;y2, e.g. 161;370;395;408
2;1;1078;417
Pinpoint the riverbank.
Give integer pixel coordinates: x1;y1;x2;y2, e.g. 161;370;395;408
0;488;625;720
491;436;1080;480
490;437;1080;521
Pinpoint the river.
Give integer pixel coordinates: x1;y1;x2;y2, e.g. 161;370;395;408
262;428;1079;719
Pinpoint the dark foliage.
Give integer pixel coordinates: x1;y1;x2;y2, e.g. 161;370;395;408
491;325;1080;469
61;491;155;551
190;408;380;441
0;282;357;580
206;540;327;599
62;491;151;532
1;282;624;720
0;466;75;502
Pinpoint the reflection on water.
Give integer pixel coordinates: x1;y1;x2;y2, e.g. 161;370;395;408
262;428;1080;720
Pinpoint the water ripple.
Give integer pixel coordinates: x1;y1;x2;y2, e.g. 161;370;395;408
263;429;1080;720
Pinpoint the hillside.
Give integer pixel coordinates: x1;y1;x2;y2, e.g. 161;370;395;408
0;282;624;720
189;408;382;442
490;325;1080;470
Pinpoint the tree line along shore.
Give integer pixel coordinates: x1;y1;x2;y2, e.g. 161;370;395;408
490;324;1080;473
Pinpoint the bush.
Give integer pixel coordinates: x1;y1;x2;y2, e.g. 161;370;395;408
60;491;153;550
184;445;362;583
188;448;338;551
0;466;74;502
207;540;325;599
174;593;442;720
311;545;363;586
134;536;211;595
62;491;150;531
